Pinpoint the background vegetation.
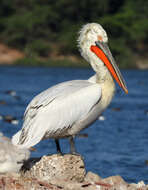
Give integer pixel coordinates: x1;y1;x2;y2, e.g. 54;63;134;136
0;0;147;68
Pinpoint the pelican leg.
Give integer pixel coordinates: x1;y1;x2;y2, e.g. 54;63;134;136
69;136;78;155
55;139;62;155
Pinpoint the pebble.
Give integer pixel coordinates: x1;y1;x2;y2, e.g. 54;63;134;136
98;115;105;121
0;115;19;125
112;107;122;111
0;100;6;105
5;90;21;100
5;90;17;97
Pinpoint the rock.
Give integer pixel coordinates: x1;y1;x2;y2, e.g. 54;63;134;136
102;175;127;186
0;100;6;105
0;152;148;189
3;115;19;125
128;181;146;190
98;115;105;121
0;174;59;190
136;181;145;188
113;183;128;190
84;171;102;183
52;179;83;190
22;154;86;182
5;90;17;97
5;90;21;100
112;107;122;111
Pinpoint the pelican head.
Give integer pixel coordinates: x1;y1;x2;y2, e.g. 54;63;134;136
78;23;128;94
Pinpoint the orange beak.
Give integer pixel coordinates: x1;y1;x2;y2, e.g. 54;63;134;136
90;41;128;94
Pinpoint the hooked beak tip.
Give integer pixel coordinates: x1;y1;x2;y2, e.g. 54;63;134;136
124;88;128;94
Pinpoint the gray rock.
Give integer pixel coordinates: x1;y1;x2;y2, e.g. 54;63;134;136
0;153;147;190
22;154;86;182
84;171;102;183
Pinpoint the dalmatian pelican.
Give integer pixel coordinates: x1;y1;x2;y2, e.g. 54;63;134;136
12;23;128;154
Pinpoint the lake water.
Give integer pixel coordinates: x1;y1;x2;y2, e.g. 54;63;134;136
0;65;148;183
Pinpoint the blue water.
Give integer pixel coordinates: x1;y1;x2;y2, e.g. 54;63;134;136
0;66;148;183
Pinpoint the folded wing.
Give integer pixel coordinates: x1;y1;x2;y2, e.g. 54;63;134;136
12;80;101;148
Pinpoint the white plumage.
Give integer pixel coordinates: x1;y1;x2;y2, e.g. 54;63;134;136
12;23;127;154
13;80;101;149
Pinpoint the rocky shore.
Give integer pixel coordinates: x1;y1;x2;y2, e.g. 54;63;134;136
0;44;24;64
0;43;148;69
0;154;147;190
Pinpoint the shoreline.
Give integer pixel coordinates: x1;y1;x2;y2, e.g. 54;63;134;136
0;43;148;69
0;154;147;190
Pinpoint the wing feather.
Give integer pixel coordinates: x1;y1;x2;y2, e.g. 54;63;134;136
12;80;101;148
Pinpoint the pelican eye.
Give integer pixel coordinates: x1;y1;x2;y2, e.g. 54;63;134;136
98;35;103;41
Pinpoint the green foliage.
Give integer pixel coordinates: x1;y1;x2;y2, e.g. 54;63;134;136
14;57;44;66
99;0;148;67
25;39;51;57
0;0;147;68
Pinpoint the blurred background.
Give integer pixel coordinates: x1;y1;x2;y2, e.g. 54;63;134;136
0;0;148;183
0;0;148;68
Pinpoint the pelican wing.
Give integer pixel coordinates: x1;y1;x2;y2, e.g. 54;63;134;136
12;80;101;148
